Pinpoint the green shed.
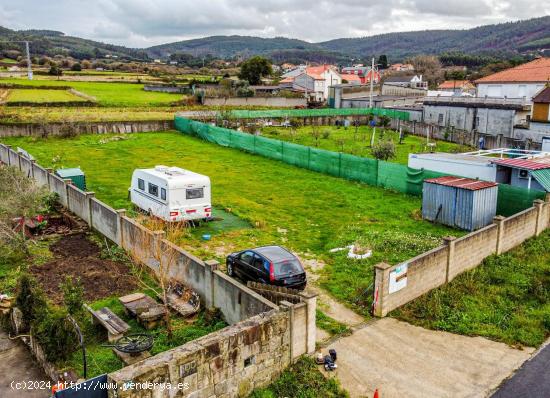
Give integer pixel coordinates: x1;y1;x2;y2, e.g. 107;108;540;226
55;168;87;191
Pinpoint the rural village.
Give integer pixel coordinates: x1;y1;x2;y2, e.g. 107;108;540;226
0;5;549;398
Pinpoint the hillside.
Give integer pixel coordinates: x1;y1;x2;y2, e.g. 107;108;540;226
146;17;550;62
1;16;548;64
319;16;550;60
0;27;148;61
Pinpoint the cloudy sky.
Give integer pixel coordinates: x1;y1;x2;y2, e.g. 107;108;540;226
0;0;547;48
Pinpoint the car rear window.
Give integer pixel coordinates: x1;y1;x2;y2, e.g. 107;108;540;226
274;259;303;276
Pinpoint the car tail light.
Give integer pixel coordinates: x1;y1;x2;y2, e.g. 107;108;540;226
205;207;211;212
186;209;196;214
170;211;179;217
269;262;275;282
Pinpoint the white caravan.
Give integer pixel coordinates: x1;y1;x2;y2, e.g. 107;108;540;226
129;166;211;222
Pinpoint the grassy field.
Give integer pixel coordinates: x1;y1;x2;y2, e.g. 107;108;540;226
1;131;459;315
261;125;471;165
393;229;550;347
6;89;87;103
0;78;184;107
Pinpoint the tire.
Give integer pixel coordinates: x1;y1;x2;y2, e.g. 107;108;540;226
227;262;234;277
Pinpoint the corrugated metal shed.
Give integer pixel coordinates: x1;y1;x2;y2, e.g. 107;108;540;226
422;176;498;231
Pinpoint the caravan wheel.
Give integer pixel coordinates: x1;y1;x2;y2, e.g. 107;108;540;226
227;262;234;277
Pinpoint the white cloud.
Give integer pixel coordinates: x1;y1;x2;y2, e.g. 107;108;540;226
0;0;546;47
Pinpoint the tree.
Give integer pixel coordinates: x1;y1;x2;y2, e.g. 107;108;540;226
238;56;272;85
371;140;396;161
377;54;388;69
407;55;443;87
71;63;82;71
48;65;62;76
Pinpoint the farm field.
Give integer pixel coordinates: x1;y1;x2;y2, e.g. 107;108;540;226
393;229;550;347
0;78;185;106
6;88;87;103
261;125;472;165
1;131;461;315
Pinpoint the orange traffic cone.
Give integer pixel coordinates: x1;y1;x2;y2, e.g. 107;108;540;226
373;389;379;398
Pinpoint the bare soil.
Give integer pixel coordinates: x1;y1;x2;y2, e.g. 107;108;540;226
30;233;138;305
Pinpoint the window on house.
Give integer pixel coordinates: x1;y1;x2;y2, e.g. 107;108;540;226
161;188;166;201
138;178;144;190
438;114;444;124
148;183;158;196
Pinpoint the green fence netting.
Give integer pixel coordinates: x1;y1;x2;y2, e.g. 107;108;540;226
174;116;545;216
227;107;410;121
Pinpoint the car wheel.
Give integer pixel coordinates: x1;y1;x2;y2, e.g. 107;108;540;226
227;262;234;277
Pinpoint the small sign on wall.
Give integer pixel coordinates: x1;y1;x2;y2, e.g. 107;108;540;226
389;264;408;294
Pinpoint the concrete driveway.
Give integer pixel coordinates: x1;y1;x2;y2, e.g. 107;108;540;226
327;318;534;398
0;330;50;398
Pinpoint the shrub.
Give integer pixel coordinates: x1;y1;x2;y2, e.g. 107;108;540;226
33;307;77;362
371;140;396;161
60;276;84;315
15;274;46;325
321;130;331;139
70;63;82;72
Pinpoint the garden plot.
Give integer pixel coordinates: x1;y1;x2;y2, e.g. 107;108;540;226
260;124;471;164
6;89;88;103
2;131;463;316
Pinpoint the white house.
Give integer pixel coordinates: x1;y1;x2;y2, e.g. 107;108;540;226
474;58;550;102
279;65;341;101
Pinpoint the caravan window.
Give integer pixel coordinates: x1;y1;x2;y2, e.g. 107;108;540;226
138;178;145;190
186;188;204;200
161;188;166;200
148;183;159;197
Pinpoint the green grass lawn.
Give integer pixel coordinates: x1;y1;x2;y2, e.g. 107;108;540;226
1;131;460;315
261;125;472;164
6;89;87;103
393;229;550;347
1;58;17;64
0;78;184;107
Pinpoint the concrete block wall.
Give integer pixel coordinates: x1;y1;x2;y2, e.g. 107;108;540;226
374;198;550;317
449;224;498;281
67;184;91;223
32;163;49;187
107;309;292;398
499;207;538;253
49;174;68;207
19;156;33;178
90;198;119;244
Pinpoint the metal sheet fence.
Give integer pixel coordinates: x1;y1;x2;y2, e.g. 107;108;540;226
175;116;546;216
228;107;410;120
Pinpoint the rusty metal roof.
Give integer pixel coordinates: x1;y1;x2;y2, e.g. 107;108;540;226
489;158;550;170
424;176;497;190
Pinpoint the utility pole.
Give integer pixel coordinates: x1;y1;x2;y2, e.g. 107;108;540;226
369;57;375;108
25;41;33;80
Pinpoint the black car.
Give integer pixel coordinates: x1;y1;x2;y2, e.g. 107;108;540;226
226;245;307;290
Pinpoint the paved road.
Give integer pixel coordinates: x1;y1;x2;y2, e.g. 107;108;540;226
492;342;550;398
0;330;50;398
326;318;534;398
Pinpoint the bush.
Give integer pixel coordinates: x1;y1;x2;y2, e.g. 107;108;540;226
15;274;46;326
48;65;62;76
60;276;84;315
33;307;77;362
321;130;331;139
371;140;396;161
70;63;82;72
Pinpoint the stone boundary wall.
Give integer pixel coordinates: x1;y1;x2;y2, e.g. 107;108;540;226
108;309;292;398
0;120;173;138
204;97;307;107
373;198;550;316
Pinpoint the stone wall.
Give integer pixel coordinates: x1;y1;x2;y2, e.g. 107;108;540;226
203;97;307;107
108;309;292;398
0;120;173;138
373;198;550;317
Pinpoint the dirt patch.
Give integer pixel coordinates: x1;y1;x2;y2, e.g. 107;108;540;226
49;233;100;258
30;233;138;305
